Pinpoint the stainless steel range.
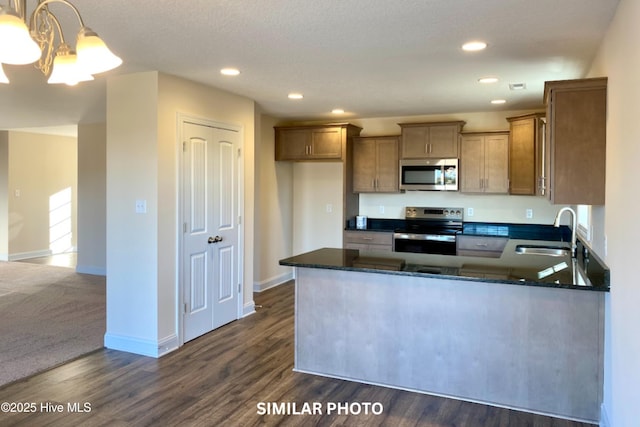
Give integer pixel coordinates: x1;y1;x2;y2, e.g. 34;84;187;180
393;206;463;255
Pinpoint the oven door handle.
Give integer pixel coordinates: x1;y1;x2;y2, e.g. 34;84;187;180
393;233;456;243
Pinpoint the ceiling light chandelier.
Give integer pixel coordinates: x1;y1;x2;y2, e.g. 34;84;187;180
0;0;122;85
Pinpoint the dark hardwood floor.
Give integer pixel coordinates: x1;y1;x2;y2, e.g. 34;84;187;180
0;281;596;426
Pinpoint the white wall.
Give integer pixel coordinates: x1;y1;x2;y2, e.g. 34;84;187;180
105;72;160;355
0;132;7;260
254;114;294;291
292;162;344;254
105;71;257;357
586;0;640;425
77;123;106;275
6;131;77;259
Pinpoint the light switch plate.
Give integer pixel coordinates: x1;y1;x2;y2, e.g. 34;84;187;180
467;207;474;217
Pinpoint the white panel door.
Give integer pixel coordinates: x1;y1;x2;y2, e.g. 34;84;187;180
182;121;240;342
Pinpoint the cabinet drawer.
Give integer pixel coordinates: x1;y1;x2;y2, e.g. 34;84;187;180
344;231;393;246
457;236;508;258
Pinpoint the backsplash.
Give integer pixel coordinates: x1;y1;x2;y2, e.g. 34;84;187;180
358;192;568;225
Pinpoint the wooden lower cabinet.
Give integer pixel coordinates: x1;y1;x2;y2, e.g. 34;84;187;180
460;132;509;194
344;230;393;251
352;136;399;193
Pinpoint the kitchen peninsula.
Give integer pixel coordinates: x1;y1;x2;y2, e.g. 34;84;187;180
280;239;608;423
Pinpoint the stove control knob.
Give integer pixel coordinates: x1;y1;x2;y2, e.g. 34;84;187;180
444;209;449;216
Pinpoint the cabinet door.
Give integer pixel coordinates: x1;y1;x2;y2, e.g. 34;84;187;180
353;138;377;192
428;125;459;157
401;127;429;158
484;134;509;194
310;127;343;159
275;128;310;160
548;85;606;204
460;135;484;193
375;138;399;192
509;118;536;195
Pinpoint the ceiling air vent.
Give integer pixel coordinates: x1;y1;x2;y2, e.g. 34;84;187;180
509;83;527;91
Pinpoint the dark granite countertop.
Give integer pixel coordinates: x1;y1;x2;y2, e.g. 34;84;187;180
280;238;609;292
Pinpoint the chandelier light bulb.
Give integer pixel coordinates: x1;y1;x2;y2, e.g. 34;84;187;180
47;44;94;86
75;27;123;75
0;11;42;65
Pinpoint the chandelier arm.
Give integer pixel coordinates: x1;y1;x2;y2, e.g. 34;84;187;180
28;0;85;31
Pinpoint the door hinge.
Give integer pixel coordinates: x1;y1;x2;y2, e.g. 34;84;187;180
237;148;241;157
183;222;187;233
183;141;187;152
238;283;241;293
238;216;242;225
184;303;188;314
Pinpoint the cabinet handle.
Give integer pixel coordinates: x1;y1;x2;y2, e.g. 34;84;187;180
425;143;428;154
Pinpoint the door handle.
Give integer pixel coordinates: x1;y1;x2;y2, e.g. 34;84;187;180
208;236;223;244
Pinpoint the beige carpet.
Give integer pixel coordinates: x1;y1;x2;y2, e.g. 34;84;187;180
0;261;105;387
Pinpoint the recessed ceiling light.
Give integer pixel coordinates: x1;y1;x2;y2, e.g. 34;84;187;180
509;82;527;90
288;93;304;100
462;41;487;52
491;99;507;105
220;68;240;76
331;109;345;114
478;77;499;84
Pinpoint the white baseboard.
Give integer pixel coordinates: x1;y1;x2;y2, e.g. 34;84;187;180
243;301;256;317
76;265;107;276
8;249;52;261
253;271;294;293
104;333;179;358
600;403;610;427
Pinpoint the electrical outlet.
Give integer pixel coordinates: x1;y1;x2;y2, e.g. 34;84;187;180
326;204;333;213
467;207;474;217
379;205;385;214
526;209;533;219
135;199;147;214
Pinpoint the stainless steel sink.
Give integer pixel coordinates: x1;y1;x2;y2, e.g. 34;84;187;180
515;244;572;257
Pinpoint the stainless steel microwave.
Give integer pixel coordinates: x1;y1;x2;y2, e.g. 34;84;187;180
399;158;459;191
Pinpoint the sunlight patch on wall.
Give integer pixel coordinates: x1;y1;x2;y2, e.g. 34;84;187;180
49;187;73;254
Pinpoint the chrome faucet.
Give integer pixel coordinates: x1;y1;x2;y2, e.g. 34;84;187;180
553;207;577;257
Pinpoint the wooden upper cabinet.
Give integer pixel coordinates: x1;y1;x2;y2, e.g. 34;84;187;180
352;136;399;193
399;121;465;159
460;132;509;194
544;78;607;205
274;124;362;161
507;113;545;196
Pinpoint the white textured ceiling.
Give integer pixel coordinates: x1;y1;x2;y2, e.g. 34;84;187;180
0;0;620;130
